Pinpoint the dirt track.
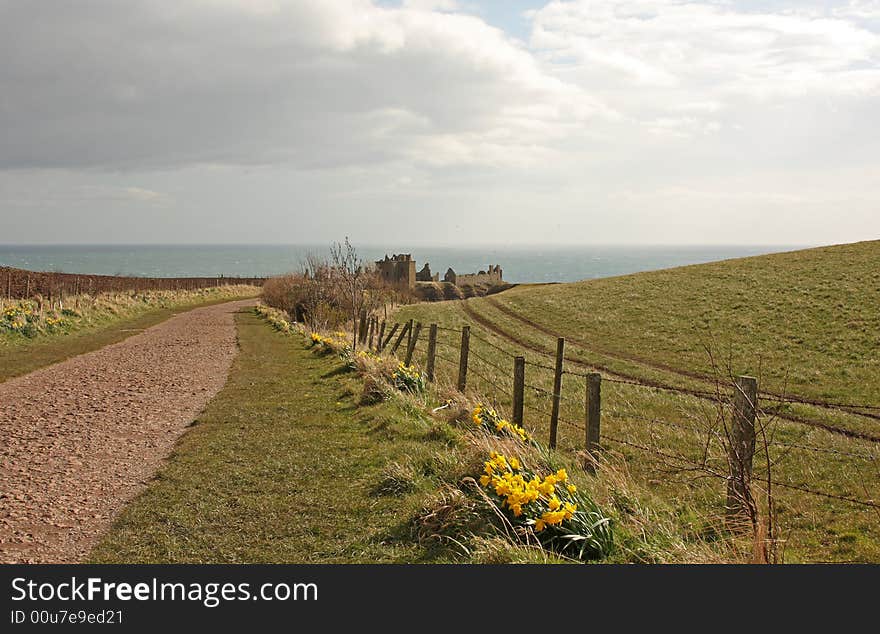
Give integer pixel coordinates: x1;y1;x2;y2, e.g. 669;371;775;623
0;299;254;563
461;301;880;443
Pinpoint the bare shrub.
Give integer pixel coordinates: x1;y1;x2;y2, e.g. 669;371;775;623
263;240;395;336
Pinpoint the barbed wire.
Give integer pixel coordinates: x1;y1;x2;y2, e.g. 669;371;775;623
434;350;460;369
562;367;600;379
430;306;880;415
602;434;728;480
602;434;880;509
557;417;587;432
610;410;720;438
766;479;880;509
523;380;554;397
467;364;512;398
479;300;880;413
604;375;722;400
524;358;560;373
523;400;553;421
463;320;880;409
383;320;880;515
765;440;879;462
435;337;458;350
760;393;880;412
398;320;880;444
469;347;512;376
609;405;880;466
469;329;517;358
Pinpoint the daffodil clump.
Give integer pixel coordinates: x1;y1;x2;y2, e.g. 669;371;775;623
356;350;382;362
480;452;576;528
471;405;532;443
478;451;614;560
2;286;258;343
253;305;293;333
1;301;68;337
44;315;67;330
392;362;425;393
308;331;351;357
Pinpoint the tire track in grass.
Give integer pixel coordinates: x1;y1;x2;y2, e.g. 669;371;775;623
460;301;880;443
486;297;880;421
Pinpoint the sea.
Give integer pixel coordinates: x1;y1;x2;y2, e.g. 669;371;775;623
0;244;805;284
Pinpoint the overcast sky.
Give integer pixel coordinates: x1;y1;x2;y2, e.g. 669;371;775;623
1;0;878;245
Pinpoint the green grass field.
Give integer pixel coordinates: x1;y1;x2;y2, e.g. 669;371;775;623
393;241;880;562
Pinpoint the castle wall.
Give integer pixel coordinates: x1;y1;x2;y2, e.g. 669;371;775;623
453;271;503;286
451;264;503;287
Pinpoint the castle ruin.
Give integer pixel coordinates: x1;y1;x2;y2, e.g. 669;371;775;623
376;254;503;290
443;264;503;287
375;254;416;288
416;263;440;283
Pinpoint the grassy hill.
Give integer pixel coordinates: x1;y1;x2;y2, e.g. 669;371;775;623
394;241;880;562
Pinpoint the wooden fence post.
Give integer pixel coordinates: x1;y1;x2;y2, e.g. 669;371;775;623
549;337;565;449
406;318;414;350
512;356;525;426
585;373;601;470
404;322;422;366
457;325;470;392
382;322;400;350
358;311;368;344
377;320;387;351
426;324;438;382
367;316;376;349
391;320;411;354
727;375;758;520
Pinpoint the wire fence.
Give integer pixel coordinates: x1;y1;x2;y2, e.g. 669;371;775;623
371;317;880;519
2;265;264;300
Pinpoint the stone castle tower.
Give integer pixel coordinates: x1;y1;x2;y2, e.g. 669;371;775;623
375;254;416;288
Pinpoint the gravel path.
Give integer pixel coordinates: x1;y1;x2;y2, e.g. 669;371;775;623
0;299;255;563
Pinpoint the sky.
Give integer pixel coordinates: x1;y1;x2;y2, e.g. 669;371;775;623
1;0;878;246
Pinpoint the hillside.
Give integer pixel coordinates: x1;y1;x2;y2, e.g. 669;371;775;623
394;241;880;562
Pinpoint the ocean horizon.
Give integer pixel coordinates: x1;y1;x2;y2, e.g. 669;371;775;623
0;243;809;285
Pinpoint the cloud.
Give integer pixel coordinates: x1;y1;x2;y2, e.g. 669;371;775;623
0;0;606;171
402;0;461;11
835;1;880;20
530;0;880;98
1;1;879;246
527;0;880;151
0;182;168;206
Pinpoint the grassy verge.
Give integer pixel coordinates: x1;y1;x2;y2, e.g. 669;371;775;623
90;309;450;563
0;286;259;383
92;308;740;564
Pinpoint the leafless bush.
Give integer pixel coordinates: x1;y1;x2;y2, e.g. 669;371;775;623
329;237;379;351
262;238;414;337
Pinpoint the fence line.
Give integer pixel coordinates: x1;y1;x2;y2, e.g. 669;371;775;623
378;320;880;515
766;480;880;510
2;265;264;300
765;440;879;462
